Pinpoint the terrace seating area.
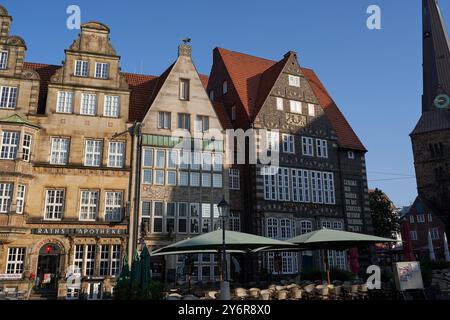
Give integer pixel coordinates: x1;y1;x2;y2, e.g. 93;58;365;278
163;279;394;300
0;287;28;300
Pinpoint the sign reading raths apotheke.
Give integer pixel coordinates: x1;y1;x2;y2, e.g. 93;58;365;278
31;228;127;237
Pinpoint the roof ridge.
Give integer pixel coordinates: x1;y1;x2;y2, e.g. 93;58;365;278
216;47;277;64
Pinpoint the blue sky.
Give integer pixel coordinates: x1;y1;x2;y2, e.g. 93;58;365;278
3;0;449;207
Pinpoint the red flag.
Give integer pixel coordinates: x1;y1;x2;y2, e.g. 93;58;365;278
400;220;415;261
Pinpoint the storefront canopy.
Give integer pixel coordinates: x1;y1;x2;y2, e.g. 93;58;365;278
150;230;297;256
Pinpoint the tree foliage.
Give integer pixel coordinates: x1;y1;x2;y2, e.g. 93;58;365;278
369;188;400;238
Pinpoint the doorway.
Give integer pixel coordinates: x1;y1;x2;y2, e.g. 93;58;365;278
36;243;61;292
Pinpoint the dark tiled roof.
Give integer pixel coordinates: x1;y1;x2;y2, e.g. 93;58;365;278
122;72;158;122
411;110;450;135
213;48;366;151
212;101;232;130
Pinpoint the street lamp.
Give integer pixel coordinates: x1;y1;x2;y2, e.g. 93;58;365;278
217;196;230;300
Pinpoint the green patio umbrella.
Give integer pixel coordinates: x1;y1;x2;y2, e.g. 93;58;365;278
151;230;297;256
115;254;130;299
130;250;141;289
140;245;152;298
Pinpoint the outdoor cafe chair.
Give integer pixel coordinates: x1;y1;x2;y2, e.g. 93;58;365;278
302;283;316;299
260;290;271;300
205;291;218;300
315;285;330;300
234;288;249;300
359;284;369;299
167;293;183;300
183;294;200;300
276;290;289;300
289;287;304;300
249;288;261;299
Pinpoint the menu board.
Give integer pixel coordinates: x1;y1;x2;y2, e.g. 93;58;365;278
343;179;363;232
393;261;424;291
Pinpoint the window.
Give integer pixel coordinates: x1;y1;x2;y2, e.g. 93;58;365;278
190;203;200;233
179;79;190;100
56;91;73;113
85;245;96;276
266;131;279;151
196;115;209;133
50;138;69;165
322;172;335;204
22;134;32;162
15;185;26;214
276;97;283;111
141;201;151;232
179;171;189;186
73;245;84;275
229;169;241;190
95;63;109;79
231;106;236;121
190;172;200;187
108;141;124;168
263;166;277;200
178;203;188;233
316;139;328;158
202;173;211;187
0;86;18;109
1;131;19;159
105;191;122;221
348;151;354;159
310;171;323;204
178;113;191;130
409;215;414;224
209;90;214;101
152;202;164;233
6;248;25;274
291;169;310;203
158;112;171;129
280;219;293;239
299;220;313;235
202;152;212;171
288;75;300;87
278;168;290;201
282;134;295;153
74;60;89;77
430;228;439;240
80;93;97;115
202;203;211;233
0;50;8;69
191;151;201;170
213;153;223;172
167;171;177;186
143;148;153;167
229;212;241;231
308;103;315;116
213;174;223;188
155;170;165;185
45;189;65;220
155;149;165;168
321;221;346;270
142;169;153;184
302;137;314;156
290;100;302;113
99;245;110;276
222;81;228;94
179;150;190;169
410;231;417;241
0;183;13;213
428;213;433;222
84;140;103;166
416;214;425;223
266;218;279;238
79;190;99;221
104;96;120;117
66;288;80;300
166;202;176;234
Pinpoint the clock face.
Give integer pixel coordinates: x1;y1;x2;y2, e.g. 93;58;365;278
433;93;450;109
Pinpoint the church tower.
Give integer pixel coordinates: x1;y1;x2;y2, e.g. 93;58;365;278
410;0;450;230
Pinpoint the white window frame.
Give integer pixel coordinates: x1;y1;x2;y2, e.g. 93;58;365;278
316;139;328;158
0;131;20;160
158;111;171;129
263;166;277;200
15;184;26;214
322;172;335;205
104;191;123;222
84;139;103;167
22;133;32;162
50;137;69;165
229;212;241;231
308;103;315;116
299;220;313;235
410;230;417;241
196;115;209;133
74;60;89;77
95;62;109;79
104;95;120;117
266;131;279;152
277;168;290;201
302;137;314;156
291;169;310;203
80;93;97;115
56;91;73;113
179;171;189;186
152;201;164;233
6;248;25;274
0;86;18;109
288;75;300;87
202;173;211;187
348;151;355;159
0;50;8;69
229;169;240;190
427;213;433;222
282;134;295;154
108;141;125;168
190;172;200;187
290;100;302;113
0;183;13;213
311;171;323;204
276;97;283;111
222;81;228;94
44;189;65;220
167;171;177;186
178;203;188;234
430;228;439;240
266;218;279;239
154;170;165;185
179;79;190;101
409;215;414;224
79;190;99;221
190;203;200;234
213;173;223;188
416;214;425;223
166;202;177;234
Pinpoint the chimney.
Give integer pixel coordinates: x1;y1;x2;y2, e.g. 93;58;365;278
0;6;12;38
178;44;192;57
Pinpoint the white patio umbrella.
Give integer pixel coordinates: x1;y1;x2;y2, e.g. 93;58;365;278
428;230;436;261
444;233;450;262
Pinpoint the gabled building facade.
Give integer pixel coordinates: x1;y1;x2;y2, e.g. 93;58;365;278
410;0;450;235
208;48;373;278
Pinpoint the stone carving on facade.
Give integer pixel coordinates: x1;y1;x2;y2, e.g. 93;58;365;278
286;112;307;127
50;68;64;84
21;69;40;80
6;35;26;47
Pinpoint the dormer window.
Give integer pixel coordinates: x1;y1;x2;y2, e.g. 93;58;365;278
74;60;89;77
222;81;228;95
288;75;300;87
348;151;355;159
179;78;190;101
209;90;214;101
0;51;8;70
95;62;109;79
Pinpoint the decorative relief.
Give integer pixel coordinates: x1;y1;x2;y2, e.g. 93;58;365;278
286;113;306;127
50;68;63;83
21;70;40;80
6;35;26;47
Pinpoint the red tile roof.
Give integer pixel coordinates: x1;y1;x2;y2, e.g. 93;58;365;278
214;48;366;151
122;72;158;122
